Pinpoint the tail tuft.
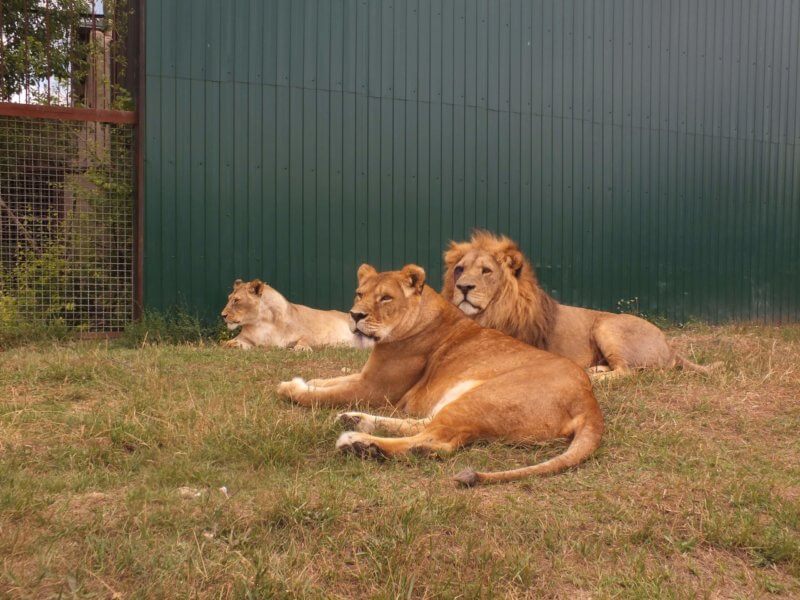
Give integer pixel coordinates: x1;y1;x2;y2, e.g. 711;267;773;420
453;468;480;488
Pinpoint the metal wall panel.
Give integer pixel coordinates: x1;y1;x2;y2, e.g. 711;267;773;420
145;0;800;322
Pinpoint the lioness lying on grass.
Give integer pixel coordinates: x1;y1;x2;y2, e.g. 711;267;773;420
221;279;373;351
277;264;604;486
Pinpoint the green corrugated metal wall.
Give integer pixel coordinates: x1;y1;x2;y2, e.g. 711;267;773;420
145;0;800;323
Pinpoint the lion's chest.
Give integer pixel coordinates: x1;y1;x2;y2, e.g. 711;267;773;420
243;321;298;348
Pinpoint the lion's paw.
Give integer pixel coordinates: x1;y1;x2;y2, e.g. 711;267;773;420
292;342;313;353
335;432;386;460
276;377;309;399
335;412;375;433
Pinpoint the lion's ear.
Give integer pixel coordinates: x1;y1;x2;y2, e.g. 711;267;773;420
357;263;378;284
443;240;467;269
401;264;426;295
502;249;524;278
248;280;265;295
233;278;244;289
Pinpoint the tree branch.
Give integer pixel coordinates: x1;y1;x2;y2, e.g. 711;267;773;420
0;193;40;253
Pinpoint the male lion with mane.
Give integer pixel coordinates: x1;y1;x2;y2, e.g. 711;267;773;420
221;279;372;351
442;231;718;379
277;263;603;486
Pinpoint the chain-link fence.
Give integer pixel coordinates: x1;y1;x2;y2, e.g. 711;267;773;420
0;113;134;332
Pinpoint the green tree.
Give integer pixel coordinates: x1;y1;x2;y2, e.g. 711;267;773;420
0;0;92;102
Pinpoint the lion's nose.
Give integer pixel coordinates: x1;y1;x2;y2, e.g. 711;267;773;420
350;311;366;323
221;311;228;318
456;283;475;295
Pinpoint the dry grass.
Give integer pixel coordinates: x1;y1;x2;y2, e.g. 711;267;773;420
1;324;799;598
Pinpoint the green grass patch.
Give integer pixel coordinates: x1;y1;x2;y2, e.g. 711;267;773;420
120;307;231;347
1;325;799;597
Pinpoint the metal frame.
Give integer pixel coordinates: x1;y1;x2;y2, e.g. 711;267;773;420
0;102;135;124
134;0;145;319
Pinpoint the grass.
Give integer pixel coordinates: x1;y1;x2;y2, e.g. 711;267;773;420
1;324;799;598
0;305;230;352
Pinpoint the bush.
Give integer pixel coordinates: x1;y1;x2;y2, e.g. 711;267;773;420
0;292;70;350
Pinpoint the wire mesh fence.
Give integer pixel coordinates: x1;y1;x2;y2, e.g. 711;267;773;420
0;113;134;332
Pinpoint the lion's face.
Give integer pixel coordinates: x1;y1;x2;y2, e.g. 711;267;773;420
446;250;505;315
443;234;525;317
221;279;265;329
348;264;426;343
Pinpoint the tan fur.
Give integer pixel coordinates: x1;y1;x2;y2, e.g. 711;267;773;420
220;279;373;351
442;231;719;378
276;264;604;486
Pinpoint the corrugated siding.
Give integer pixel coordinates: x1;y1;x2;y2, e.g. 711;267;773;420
145;0;800;322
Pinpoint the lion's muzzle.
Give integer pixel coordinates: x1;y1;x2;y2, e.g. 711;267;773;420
453;287;482;316
457;300;481;316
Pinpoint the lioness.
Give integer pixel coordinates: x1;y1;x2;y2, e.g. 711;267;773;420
442;231;718;379
276;264;604;486
221;279;372;351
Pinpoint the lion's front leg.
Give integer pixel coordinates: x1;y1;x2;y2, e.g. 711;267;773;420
223;337;252;349
291;338;313;352
305;373;362;388
276;375;389;408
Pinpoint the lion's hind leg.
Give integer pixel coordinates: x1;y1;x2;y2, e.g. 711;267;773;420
336;412;431;435
590;327;634;377
589;367;633;382
587;363;633;381
335;427;466;459
335;382;490;459
592;314;674;376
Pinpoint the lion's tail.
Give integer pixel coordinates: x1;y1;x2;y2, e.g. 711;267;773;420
452;408;604;487
675;354;723;375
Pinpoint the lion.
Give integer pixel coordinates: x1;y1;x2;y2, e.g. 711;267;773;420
442;231;719;380
221;279;373;351
276;263;604;486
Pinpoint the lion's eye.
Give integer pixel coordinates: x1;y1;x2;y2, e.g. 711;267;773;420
482;267;492;275
454;266;464;278
233;298;239;304
380;295;393;303
356;292;363;299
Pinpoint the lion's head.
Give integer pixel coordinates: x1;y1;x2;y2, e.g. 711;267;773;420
441;231;529;315
348;263;426;343
441;231;557;348
221;279;266;330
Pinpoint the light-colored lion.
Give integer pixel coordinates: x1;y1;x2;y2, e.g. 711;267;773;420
442;231;718;380
221;279;373;351
276;264;604;486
